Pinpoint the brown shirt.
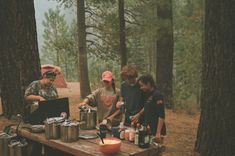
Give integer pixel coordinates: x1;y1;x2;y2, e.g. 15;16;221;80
86;87;121;124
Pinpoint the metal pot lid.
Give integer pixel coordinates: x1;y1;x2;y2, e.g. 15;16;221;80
79;133;98;139
45;117;64;124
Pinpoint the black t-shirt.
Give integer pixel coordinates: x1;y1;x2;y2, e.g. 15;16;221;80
121;81;143;124
142;89;166;136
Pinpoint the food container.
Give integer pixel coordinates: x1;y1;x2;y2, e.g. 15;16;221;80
44;117;64;139
60;120;79;143
79;107;96;130
98;138;121;154
124;129;129;141
0;132;16;156
8;139;28;156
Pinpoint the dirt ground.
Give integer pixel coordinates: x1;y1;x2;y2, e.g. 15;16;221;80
0;82;200;156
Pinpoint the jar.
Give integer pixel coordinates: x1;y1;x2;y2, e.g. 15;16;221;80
124;129;129;141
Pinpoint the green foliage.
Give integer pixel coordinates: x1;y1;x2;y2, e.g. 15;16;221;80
173;0;202;110
88;55;121;90
40;6;78;81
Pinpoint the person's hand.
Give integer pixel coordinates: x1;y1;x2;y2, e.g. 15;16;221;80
38;96;45;101
153;137;162;144
131;113;140;124
60;112;67;119
154;133;162;143
106;116;114;122
78;101;87;108
116;101;124;109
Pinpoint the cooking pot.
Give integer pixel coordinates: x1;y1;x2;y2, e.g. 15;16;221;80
0;132;16;156
79;107;96;130
60;120;79;143
8;139;28;156
44;117;64;139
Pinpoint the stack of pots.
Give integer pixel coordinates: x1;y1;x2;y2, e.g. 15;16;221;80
60;120;79;143
0;132;17;156
79;106;97;130
8;139;28;156
44;117;64;139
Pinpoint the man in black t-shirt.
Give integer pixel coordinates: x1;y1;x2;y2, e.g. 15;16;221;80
116;65;144;125
138;74;166;143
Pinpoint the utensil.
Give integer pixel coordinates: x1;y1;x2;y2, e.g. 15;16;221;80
99;124;108;138
96;133;104;144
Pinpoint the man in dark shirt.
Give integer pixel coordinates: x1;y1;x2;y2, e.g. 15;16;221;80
116;65;144;125
138;74;166;142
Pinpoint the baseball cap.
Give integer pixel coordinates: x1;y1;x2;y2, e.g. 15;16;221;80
102;71;113;82
43;70;57;78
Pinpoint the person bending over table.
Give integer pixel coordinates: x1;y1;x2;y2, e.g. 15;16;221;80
78;71;121;128
24;69;69;156
24;69;66;120
116;65;144;126
138;74;167;144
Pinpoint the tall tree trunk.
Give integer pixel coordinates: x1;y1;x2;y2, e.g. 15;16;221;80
195;0;235;155
156;0;174;105
77;0;91;98
0;0;41;118
118;0;127;68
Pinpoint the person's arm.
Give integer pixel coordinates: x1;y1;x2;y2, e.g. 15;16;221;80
154;92;165;142
78;89;100;108
24;81;45;102
116;82;125;109
156;117;164;138
25;95;45;102
106;109;120;121
78;97;90;107
107;89;122;121
116;97;124;109
131;107;144;123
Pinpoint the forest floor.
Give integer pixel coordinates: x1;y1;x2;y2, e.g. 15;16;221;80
0;82;200;156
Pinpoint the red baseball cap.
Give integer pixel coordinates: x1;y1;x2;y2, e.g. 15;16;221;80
102;71;113;82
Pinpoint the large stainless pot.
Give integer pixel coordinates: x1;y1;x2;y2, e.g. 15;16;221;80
0;132;16;156
8;139;28;156
79;107;97;130
44;117;64;139
60;120;79;143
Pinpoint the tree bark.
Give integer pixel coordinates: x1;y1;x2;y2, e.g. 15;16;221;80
195;0;235;155
77;0;91;98
118;0;127;68
0;0;41;117
156;0;174;105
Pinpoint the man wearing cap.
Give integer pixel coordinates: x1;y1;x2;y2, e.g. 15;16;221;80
24;70;69;156
25;70;58;103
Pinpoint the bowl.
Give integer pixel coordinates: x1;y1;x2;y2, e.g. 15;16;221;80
98;138;121;154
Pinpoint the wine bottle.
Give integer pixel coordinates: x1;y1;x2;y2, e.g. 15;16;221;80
134;123;140;145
